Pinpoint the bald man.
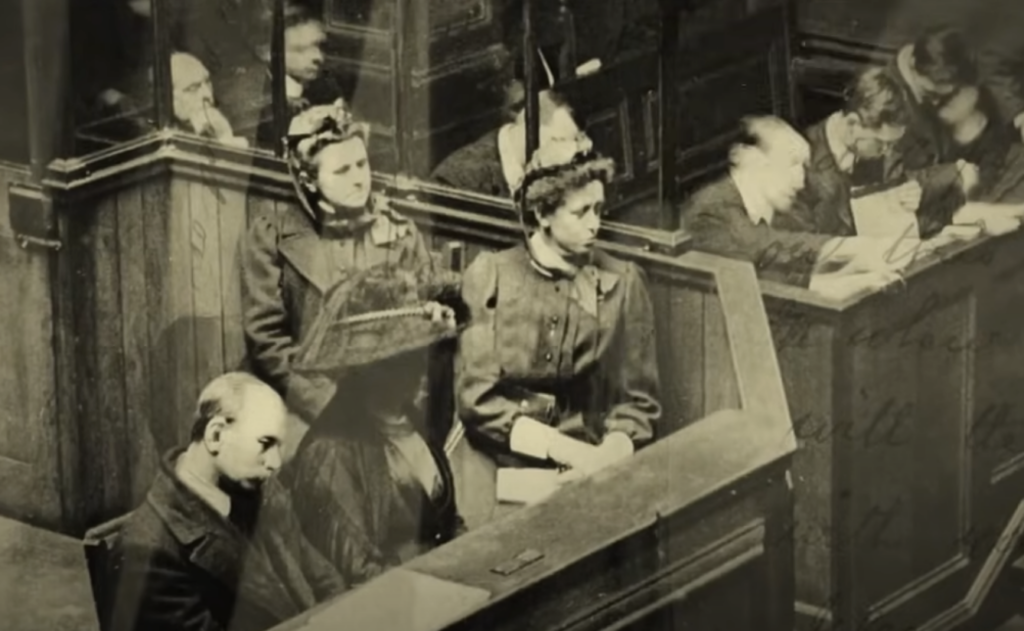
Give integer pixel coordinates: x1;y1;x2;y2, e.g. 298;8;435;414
110;372;345;631
171;52;248;148
680;116;922;290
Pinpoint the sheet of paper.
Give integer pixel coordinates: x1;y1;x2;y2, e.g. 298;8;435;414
302;568;491;631
496;467;561;505
851;192;920;238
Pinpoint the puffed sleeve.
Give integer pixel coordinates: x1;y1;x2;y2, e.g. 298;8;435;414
603;263;660;446
454;252;524;453
239;214;336;422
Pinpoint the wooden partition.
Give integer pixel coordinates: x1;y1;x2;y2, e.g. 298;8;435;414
27;135;791;537
0;164;62;528
759;233;1024;631
264;199;799;631
270;409;795;631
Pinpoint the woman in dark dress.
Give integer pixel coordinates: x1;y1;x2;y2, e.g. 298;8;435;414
286;263;467;586
450;131;662;524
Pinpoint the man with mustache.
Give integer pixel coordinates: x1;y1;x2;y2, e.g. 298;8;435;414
110;372;345;631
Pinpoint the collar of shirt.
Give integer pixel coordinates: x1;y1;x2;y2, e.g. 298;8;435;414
286;75;304;101
896;45;924;104
528;231;586;278
825;112;856;174
174;451;231;518
730;168;774;226
497;122;524;192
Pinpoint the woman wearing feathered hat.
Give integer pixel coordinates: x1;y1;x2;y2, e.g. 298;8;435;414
451;128;662;520
240;99;435;428
284;263;467;586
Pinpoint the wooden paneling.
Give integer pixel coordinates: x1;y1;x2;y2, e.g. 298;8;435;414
270;410;795;631
42;144;782;534
762;231;1024;631
0;166;61;528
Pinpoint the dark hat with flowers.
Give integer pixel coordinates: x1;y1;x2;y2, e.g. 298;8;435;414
292;262;468;377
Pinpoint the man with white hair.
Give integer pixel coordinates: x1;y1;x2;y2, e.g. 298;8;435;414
110;372;345;631
171;52;249;148
681;115;925;294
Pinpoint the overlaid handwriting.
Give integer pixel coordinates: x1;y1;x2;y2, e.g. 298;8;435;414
785;398;1024;457
771;289;1020;354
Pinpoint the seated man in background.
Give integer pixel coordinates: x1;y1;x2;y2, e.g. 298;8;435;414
680;116;928;297
171;52;249;148
431;89;581;199
885;25;1020;200
111;372;345;631
783;67;977;238
256;3;346;150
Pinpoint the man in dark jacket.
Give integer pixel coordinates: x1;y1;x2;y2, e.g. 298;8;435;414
680;115;920;290
110;372;346;631
785;67;973;239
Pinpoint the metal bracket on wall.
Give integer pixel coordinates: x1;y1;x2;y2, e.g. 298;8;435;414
8;182;62;251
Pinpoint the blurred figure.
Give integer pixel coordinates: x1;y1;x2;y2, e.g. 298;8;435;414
431;90;581;198
169;0;274;138
286;264;467;586
110;372;344;631
256;3;345;150
171;52;249;147
680;115;923;291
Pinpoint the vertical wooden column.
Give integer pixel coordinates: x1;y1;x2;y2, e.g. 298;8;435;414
522;0;539;160
20;0;70;177
657;0;682;230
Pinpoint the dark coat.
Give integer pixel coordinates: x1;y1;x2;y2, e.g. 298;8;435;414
455;245;661;467
110;448;345;631
783;120;967;238
286;413;463;587
680;176;832;288
430;131;511;198
240;203;433;423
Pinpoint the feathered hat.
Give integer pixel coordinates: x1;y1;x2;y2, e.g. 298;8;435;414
285;99;372;219
511;130;615;219
292;263;468;377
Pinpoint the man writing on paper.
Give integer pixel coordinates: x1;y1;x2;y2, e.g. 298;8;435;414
680;116;921;297
777;67;979;239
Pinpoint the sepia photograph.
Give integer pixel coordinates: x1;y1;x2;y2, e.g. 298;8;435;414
2;0;1024;629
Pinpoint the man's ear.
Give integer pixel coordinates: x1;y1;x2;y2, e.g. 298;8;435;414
204;415;229;452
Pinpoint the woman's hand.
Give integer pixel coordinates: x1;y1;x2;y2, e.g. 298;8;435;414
554;432;634;485
423;301;456;327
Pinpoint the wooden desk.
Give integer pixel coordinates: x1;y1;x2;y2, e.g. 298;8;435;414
762;231;1024;631
270;409;795;631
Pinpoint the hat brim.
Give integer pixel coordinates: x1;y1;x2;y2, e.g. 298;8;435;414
293;319;460;377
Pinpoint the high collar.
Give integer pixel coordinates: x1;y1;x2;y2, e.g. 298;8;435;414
286;75;304;101
528;231;588;278
729;168;774;226
896;45;925;104
824;112;856;174
145;447;238;546
319;205;378;239
175;446;232;518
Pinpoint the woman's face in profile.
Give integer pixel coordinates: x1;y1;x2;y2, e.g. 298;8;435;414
542;179;604;255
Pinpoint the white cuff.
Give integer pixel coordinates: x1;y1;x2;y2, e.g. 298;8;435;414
602;431;635;457
510;417;556;460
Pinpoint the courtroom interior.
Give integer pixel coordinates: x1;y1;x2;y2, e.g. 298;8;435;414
4;0;1024;630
